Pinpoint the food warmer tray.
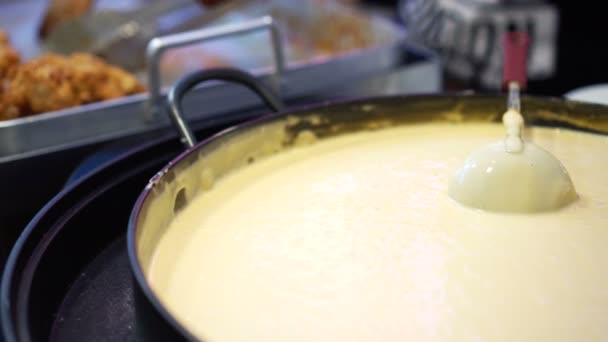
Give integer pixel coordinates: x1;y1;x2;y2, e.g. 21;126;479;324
0;10;406;164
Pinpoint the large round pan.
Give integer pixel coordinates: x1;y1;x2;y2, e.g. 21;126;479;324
127;68;608;341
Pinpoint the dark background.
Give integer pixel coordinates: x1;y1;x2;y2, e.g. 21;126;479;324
374;0;608;96
528;0;608;96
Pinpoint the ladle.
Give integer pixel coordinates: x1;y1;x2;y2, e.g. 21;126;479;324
448;30;577;213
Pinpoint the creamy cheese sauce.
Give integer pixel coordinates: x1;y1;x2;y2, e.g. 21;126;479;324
149;123;608;342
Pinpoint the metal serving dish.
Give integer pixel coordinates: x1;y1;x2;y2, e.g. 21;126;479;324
0;1;407;163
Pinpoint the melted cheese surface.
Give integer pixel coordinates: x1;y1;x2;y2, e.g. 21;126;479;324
149;123;608;342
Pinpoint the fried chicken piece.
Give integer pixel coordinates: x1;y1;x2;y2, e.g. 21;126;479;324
0;92;21;121
0;30;23;120
2;52;145;118
0;30;20;80
9;54;83;113
0;30;10;46
1;27;145;121
68;53;146;100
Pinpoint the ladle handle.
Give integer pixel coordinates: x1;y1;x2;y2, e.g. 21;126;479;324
502;30;529;91
167;68;285;148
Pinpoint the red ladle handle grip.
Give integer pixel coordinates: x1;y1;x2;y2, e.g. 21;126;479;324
503;31;529;91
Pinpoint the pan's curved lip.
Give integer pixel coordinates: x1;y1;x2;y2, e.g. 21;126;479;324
127;189;199;341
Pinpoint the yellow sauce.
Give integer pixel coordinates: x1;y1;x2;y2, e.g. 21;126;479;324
149;123;608;342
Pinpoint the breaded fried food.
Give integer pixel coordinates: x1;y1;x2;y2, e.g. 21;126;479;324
0;30;20;80
68;53;146;100
0;90;24;121
9;53;146;114
8;54;82;113
0;30;22;120
1;52;146;119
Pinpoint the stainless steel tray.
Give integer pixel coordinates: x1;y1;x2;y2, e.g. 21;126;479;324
0;6;406;163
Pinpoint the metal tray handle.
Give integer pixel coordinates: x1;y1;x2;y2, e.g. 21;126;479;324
146;16;286;120
167;68;285;148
